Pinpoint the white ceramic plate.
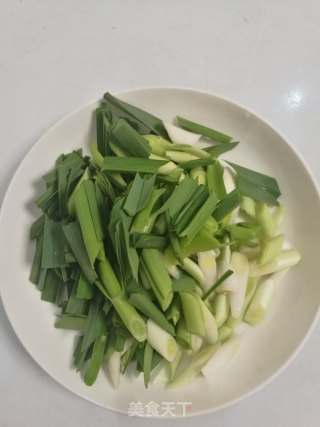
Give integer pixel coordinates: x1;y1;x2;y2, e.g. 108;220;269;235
0;87;319;418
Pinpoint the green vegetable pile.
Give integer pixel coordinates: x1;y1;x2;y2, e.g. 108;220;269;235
29;92;300;389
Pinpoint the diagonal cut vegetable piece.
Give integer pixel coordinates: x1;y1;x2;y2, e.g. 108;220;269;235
29;234;43;285
168;344;220;389
173;186;208;233
76;272;94;299
130;187;166;234
111;118;151;158
81;298;106;353
141;249;173;310
179;192;218;242
74;180;104;267
179;292;205;336
203;141;239;157
228;162;281;206
103;92;168;138
176;116;232;143
41;216;65;268
143;342;154;388
112;296;147;342
63;222;97;283
129;292;175;336
55;315;87;331
178;158;215;170
102;156;167;174
213;189;241;222
84;335;107;386
130;233;168;250
96;107;112;156
146;319;178;362
207;161;226;199
123;173;156;216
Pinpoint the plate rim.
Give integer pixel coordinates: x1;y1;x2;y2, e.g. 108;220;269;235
0;86;319;417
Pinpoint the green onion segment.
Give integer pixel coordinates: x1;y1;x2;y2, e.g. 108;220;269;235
29;92;300;390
